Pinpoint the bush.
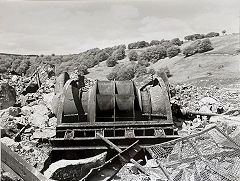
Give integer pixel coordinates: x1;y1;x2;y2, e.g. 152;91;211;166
128;50;138;61
137;52;150;66
56;61;73;75
10;59;31;75
0;59;12;73
205;32;219;38
118;65;135;80
157;67;171;77
148;68;155;75
170;38;183;46
0;66;7;73
183;45;198;57
184;34;205;41
160;40;172;49
183;39;213;56
134;65;147;77
128;41;149;49
198;38;213;53
146;45;167;63
167;46;180;58
103;45;126;56
112;47;125;60
107;64;135;81
94;52;109;63
106;72;117;80
106;56;117;67
77;65;88;75
11;59;22;70
150;40;161;46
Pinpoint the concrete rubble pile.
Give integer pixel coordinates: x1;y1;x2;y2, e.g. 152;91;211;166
171;83;240;112
1;71;240;180
0;71;105;180
0;71;58;180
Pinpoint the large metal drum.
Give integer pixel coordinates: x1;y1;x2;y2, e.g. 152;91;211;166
55;73;171;124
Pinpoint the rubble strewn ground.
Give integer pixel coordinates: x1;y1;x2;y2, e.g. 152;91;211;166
1;71;240;180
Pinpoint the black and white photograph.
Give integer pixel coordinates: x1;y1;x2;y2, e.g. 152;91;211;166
0;0;240;180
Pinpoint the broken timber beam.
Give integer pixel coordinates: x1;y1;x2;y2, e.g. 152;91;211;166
96;133;149;176
1;143;48;181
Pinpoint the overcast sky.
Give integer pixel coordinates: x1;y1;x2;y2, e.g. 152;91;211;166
0;0;239;55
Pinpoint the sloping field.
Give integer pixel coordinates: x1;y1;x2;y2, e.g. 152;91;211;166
86;34;240;85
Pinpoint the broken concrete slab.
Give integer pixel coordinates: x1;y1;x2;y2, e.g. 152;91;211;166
44;152;107;180
28;114;49;128
21;106;33;116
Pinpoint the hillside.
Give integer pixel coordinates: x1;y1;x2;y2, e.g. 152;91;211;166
86;34;240;86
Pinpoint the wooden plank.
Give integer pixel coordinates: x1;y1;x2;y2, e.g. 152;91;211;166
96;133;149;176
1;143;48;181
82;140;141;181
1;162;22;180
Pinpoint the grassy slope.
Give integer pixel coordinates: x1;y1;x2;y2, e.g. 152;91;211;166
86;34;240;86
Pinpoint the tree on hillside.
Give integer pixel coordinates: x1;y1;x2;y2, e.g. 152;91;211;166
184;34;205;41
0;66;7;73
150;40;161;46
148;68;155;75
183;45;198;57
106;56;117;67
157;67;171;77
107;64;135;81
167;46;181;58
137;51;150;66
198;38;213;53
77;64;88;75
128;50;138;61
134;64;147;78
94;52;109;63
128;41;149;49
146;45;167;63
106;72;117;80
112;47;126;60
222;30;226;35
160;40;172;49
205;32;219;38
170;38;183;46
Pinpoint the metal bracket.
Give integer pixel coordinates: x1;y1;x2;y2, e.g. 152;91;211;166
154;128;166;137
64;129;74;139
95;129;104;138
125;128;135;138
